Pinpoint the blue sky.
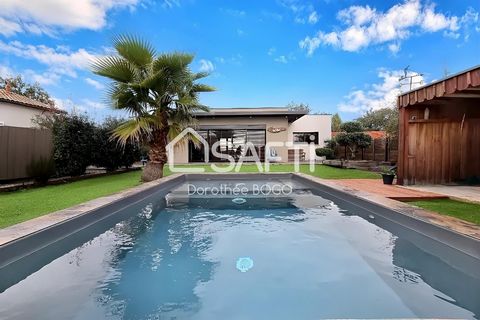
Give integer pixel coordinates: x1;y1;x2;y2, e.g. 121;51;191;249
0;0;479;121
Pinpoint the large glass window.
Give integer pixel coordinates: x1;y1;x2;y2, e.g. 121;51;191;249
189;129;265;162
293;132;319;144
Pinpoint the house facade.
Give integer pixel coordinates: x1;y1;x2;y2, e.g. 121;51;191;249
0;88;62;128
172;107;331;163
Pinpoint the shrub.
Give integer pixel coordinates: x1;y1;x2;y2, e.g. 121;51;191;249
92;117;141;171
323;139;337;150
26;156;55;185
52;114;95;176
316;147;335;160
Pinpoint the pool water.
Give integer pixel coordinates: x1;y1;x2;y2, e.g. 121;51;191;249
0;178;479;319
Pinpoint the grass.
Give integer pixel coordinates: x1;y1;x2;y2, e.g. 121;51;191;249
164;163;380;179
407;199;480;225
0;170;142;228
0;164;379;228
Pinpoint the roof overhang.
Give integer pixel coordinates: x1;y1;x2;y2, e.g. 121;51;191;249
397;65;480;108
193;107;308;122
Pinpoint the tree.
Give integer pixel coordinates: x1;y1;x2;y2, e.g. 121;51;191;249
287;101;311;114
331;113;342;131
52;113;96;176
93;35;215;181
356;107;399;137
92;117;142;171
0;75;55;106
334;121;372;160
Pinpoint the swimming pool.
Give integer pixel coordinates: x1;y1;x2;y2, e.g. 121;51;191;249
0;174;479;319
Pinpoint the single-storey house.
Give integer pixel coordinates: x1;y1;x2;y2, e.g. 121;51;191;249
0;87;63;128
397;65;480;185
173;107;331;163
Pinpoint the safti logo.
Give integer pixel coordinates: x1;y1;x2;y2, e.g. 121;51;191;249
167;128;317;173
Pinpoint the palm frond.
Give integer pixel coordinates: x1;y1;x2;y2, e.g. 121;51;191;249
153;52;194;74
192;83;216;93
113;35;155;68
92;56;136;83
192;71;210;80
111;116;158;145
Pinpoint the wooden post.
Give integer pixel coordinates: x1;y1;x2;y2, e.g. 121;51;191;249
397;98;407;185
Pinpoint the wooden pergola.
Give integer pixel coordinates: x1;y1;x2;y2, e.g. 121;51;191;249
397;66;480;185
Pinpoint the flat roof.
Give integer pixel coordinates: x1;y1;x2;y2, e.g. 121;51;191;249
398;65;480;108
193;107;308;122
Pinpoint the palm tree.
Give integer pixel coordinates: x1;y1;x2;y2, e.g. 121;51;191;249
93;35;215;181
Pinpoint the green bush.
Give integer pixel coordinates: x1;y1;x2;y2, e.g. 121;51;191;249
26;156;55;185
92;118;141;171
316;147;335;159
52;114;95;176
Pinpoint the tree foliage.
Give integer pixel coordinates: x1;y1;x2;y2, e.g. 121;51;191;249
52;114;96;177
331;113;342;131
315;147;335;160
92;35;215;181
286;101;311;114
0;75;55;106
92;117;142;171
356;108;399;137
334;121;372;160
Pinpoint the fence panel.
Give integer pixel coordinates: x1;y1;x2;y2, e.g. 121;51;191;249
0;126;53;180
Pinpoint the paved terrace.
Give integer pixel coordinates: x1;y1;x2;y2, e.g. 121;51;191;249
331;179;449;201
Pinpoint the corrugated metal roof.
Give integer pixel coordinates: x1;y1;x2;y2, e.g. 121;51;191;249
0;88;63;113
398;65;480;108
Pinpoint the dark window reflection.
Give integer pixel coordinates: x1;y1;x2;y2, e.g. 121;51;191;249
189;129;266;162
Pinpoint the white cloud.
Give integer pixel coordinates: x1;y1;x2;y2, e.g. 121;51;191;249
85;77;105;90
278;0;317;25
388;42;401;54
0;17;22;36
421;4;458;32
23;69;61;86
237;29;246;37
82;99;107;109
274;56;288;64
0;0;140;36
267;47;276;56
0;40;96;78
0;64;14;78
338;69;424;113
300;0;476;54
308;11;319;24
199;59;215;73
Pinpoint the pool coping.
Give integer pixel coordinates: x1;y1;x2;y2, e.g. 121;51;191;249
294;173;480;241
0;171;479;247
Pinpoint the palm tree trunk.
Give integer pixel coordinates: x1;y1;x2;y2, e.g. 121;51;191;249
142;116;169;182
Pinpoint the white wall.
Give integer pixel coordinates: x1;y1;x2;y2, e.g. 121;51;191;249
287;114;332;160
0;102;48;128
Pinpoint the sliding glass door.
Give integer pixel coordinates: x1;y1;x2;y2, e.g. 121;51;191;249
188;129;266;162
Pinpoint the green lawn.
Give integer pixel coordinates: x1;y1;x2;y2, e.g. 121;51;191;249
164;163;380;179
0;171;142;228
407;199;480;225
0;164;378;228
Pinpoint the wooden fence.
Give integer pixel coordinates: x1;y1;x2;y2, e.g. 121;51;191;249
334;136;398;162
0;126;53;181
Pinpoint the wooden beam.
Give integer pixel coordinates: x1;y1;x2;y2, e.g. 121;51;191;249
397;106;407;185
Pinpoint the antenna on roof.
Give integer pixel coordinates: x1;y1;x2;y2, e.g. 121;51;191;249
399;66;424;92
